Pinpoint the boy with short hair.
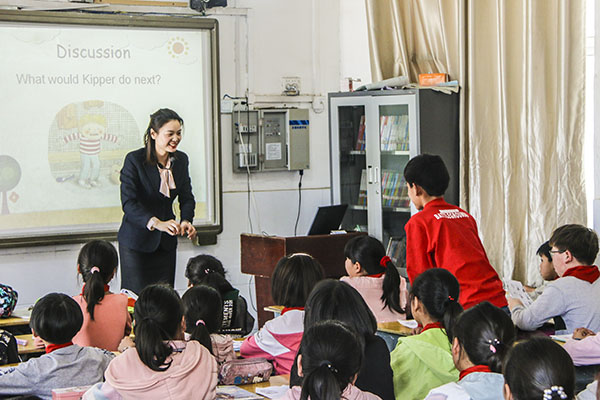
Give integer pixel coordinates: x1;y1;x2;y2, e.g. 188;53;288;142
403;154;507;310
524;241;558;300
0;293;114;400
509;224;600;334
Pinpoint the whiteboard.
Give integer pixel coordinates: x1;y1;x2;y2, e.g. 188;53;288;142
0;11;222;246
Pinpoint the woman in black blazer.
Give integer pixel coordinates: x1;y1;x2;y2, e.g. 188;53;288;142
118;108;196;294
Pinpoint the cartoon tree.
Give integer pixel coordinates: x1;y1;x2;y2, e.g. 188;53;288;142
0;155;21;215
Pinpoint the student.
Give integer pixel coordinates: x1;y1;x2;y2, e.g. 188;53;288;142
503;337;575;400
425;301;516;400
508;224;600;334
240;253;324;375
390;268;463;400
185;254;255;336
0;293;114;400
524;241;558;300
289;279;394;400
182;284;234;365
72;240;132;352
403;154;507;310
84;284;218;400
340;235;408;322
281;320;381;400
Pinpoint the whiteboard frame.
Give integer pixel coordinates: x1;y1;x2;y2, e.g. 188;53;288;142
0;10;222;248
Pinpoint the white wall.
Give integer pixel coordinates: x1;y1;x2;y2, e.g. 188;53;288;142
0;0;375;326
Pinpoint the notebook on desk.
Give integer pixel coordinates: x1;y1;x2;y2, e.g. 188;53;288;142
306;204;348;235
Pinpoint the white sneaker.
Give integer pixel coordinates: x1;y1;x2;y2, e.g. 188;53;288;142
78;179;91;189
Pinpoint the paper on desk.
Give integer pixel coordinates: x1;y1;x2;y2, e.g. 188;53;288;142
255;385;289;399
216;385;262;399
398;319;418;329
551;334;573;343
503;279;533;308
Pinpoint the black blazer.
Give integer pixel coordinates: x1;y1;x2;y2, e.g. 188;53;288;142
117;148;195;253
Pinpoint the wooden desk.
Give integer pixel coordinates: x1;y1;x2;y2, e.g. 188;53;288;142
0;315;30;328
264;305;284;314
16;334;44;355
239;374;289;393
377;321;412;336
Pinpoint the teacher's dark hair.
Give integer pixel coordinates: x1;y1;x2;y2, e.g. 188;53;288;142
134;284;183;371
144;108;183;165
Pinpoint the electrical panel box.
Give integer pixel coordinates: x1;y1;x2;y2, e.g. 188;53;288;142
232;109;310;172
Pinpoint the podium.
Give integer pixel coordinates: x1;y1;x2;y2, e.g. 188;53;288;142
241;232;366;326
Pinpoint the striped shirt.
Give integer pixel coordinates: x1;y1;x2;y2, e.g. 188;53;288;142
63;132;118;155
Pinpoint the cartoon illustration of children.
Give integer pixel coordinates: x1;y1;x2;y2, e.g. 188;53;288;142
63;114;118;189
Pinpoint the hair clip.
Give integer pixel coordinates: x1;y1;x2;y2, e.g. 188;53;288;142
487;338;500;354
543;385;567;400
196;319;205;326
90;266;100;274
319;360;338;374
204;268;211;274
448;295;455;301
380;256;391;267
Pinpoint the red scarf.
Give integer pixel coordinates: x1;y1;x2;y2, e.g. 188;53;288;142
562;266;600;283
80;284;110;296
420;321;443;333
46;342;73;354
459;365;492;380
281;307;304;315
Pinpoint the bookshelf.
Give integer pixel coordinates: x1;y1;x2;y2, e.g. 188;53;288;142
329;89;460;259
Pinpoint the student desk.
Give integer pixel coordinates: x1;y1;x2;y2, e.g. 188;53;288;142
16;334;44;355
239;374;289;393
377;321;412;336
0;314;30;328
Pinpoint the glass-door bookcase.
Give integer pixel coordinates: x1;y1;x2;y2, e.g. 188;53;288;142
329;89;460;266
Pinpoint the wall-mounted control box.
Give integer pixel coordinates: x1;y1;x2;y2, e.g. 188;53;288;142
232;109;309;172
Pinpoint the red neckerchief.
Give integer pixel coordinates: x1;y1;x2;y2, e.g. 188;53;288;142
367;272;385;278
281;307;304;315
80;284;110;296
45;342;73;354
562;266;600;283
459;365;492;380
420;322;443;333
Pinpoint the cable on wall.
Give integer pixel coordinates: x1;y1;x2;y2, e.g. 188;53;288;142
293;169;303;236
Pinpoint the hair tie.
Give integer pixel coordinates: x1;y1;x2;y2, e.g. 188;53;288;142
543;385;567;400
380;256;391;268
204;268;211;274
448;295;454;301
90;267;100;274
319;360;338;374
196;319;205;326
487;338;500;354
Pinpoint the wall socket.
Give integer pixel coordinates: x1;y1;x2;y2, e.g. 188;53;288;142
282;76;301;96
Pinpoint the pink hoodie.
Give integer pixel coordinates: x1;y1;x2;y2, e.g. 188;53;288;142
563;333;600;366
97;340;217;399
278;385;382;400
340;276;408;322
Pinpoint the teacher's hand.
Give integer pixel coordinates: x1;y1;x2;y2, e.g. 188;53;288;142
156;219;181;236
180;220;197;240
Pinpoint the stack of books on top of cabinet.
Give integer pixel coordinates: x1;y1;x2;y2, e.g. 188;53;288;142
380;115;409;151
357;169;410;208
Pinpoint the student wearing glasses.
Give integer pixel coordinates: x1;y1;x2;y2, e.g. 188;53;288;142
507;224;600;334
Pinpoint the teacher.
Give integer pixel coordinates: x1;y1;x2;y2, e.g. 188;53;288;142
118;108;196;295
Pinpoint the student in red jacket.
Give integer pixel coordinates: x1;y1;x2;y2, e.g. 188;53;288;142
403;154;507;310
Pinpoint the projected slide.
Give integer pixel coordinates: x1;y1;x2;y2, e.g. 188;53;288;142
0;16;218;243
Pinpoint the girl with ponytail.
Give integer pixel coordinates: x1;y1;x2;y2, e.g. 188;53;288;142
72;240;131;352
85;284;218;399
341;235;408;322
390;268;464;400
424;301;515;399
182;285;235;364
281;320;381;400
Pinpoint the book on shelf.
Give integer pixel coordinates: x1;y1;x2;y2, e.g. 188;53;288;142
386;235;406;268
357;169;409;208
357;169;367;206
355;115;366;151
381;169;410;208
379;114;410;151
